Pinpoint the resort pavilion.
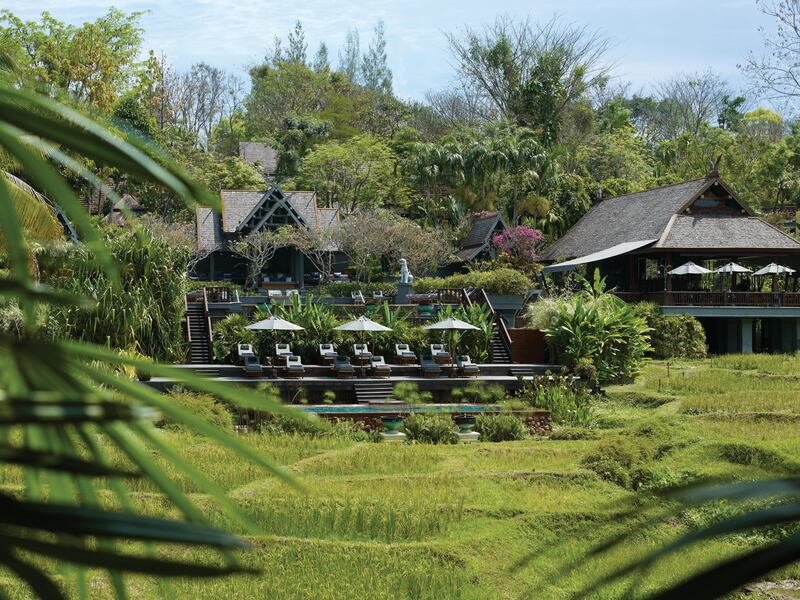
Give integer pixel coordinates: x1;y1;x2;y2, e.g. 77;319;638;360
541;168;800;354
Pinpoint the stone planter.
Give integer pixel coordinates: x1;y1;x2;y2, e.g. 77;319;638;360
380;415;405;434
485;293;528;311
453;414;476;433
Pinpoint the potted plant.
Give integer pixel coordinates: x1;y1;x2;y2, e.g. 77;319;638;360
453;414;476;433
380;414;405;434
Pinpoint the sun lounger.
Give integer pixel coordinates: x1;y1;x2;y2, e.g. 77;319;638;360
332;354;355;378
395;343;417;364
353;343;373;363
420;355;442;377
457;355;480;377
430;344;451;364
284;355;305;378
351;290;366;304
371;290;384;301
319;343;337;364
370;356;392;378
237;343;255;365
275;343;292;358
242;354;263;377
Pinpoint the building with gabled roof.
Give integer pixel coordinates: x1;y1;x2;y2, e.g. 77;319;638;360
454;212;508;264
194;185;342;287
239;142;278;177
542;171;800;354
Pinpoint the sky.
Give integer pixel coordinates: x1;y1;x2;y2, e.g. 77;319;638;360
2;0;775;102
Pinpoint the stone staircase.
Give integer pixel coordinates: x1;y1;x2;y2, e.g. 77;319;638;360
186;298;212;364
354;380;396;404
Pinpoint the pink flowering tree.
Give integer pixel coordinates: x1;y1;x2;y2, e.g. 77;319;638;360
491;226;545;261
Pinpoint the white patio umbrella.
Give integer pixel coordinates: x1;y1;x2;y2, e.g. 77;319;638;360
715;262;752;274
752;263;796;276
668;261;712;276
334;315;392;333
753;262;796;292
715;261;752;291
246;316;305;331
425;318;481;372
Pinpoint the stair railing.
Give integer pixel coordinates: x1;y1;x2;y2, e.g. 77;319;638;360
478;288;513;362
202;288;213;359
184;294;192;346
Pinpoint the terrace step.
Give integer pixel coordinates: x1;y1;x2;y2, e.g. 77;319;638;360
509;366;536;378
186;297;212;364
354;381;396;404
489;337;512;363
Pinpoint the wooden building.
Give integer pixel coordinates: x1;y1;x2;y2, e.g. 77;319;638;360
542;171;800;353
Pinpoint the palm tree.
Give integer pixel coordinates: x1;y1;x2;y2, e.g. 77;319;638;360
0;81;300;598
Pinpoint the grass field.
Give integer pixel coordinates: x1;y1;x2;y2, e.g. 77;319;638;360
2;356;800;599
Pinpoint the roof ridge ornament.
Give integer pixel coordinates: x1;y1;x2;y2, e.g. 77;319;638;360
707;155;722;179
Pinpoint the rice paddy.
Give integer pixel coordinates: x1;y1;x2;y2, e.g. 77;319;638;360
2;354;800;598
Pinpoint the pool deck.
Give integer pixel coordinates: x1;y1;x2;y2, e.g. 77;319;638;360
147;362;563;402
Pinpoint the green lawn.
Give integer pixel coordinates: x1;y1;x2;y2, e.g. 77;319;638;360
3;356;800;598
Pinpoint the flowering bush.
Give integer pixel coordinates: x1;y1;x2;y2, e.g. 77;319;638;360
491;226;545;261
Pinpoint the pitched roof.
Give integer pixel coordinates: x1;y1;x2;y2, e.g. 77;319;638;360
196;188;340;251
543;179;708;260
455;214;506;262
542;176;800;260
658;215;800;249
239;142;278;176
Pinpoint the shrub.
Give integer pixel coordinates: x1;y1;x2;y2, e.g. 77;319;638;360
517;377;596;427
634;302;707;359
403;414;459;444
257;413;376;442
523;297;564;331
45;227;188;361
414;267;533;295
212;314;255;363
451;381;507;404
541;272;651;383
582;440;651;489
155;391;233;432
718;443;792;471
392;382;432;404
549;427;599;440
475;413;527;442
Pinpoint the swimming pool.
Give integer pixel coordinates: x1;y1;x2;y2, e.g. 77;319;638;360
301;403;497;414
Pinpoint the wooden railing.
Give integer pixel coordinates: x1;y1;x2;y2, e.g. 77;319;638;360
202;288;214;349
205;286;239;303
614;291;800;308
183;295;192;345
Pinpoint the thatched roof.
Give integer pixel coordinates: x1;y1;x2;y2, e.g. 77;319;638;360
239;142;278;176
542;176;800;260
455;213;506;262
196;186;340;251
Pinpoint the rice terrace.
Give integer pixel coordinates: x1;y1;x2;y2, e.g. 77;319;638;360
1;1;800;599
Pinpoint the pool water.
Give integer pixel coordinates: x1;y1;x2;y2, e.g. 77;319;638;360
301;404;496;414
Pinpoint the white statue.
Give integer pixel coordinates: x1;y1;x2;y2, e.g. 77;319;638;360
399;258;414;284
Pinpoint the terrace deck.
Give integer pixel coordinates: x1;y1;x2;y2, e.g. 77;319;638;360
148;362;561;403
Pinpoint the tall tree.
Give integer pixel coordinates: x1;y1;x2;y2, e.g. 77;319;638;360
655;69;731;138
338;28;360;82
313;42;330;72
445;15;611;141
286;20;308;66
743;0;800;105
361;21;392;93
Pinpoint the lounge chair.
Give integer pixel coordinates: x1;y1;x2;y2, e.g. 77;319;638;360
319;343;337;364
351;290;366;304
457;355;480;377
276;343;292;358
332;354;355;378
286;289;300;297
395;343;417;364
242;354;263;377
268;289;282;298
353;343;373;363
371;290;384;301
237;343;255;365
284;355;305;378
370;356;392;378
430;344;451;364
420;355;442;377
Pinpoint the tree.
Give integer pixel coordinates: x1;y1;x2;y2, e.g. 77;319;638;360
361;21;392;93
655;70;731;138
280;225;338;284
743;0;800;104
111;93;156;139
231;229;290;289
445;15;611;140
286;20;308;66
0;8;145;110
338;28;360;82
313;42;330;72
202;156;265;191
296;134;404;212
